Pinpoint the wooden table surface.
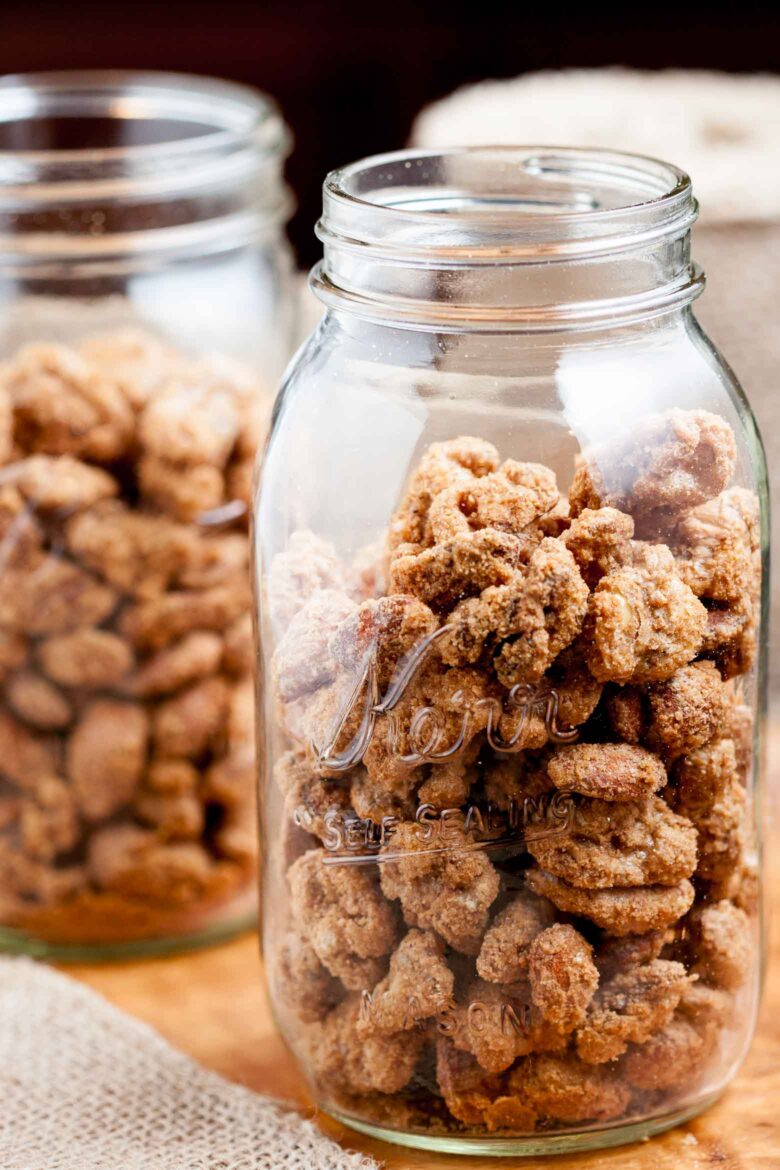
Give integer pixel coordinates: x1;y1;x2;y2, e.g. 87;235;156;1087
68;897;780;1170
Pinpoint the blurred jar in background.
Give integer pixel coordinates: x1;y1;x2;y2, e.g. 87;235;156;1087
0;71;296;958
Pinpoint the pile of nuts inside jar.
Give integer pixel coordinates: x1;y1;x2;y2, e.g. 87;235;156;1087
268;408;759;1135
0;329;262;945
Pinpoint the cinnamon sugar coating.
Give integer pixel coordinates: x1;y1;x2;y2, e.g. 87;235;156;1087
546;742;667;802
576;959;690;1063
528;924;599;1032
309;995;425;1096
516;1053;630;1123
689;900;752;991
476;890;555;984
527;868;696;935
671;737;746;882
359;928;454;1033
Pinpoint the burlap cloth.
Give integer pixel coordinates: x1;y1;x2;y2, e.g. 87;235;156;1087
0;957;377;1170
412;68;780;685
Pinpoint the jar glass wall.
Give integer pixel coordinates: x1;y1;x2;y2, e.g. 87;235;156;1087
255;148;767;1156
0;71;296;959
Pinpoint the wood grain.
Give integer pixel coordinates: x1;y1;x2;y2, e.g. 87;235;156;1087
68;894;780;1170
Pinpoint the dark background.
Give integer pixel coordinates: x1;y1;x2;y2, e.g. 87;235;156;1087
2;1;778;265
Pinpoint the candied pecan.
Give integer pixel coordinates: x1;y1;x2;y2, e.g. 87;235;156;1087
514;1053;630;1123
379;821;500;954
138;375;243;468
288;849;397;990
19;775;80;862
146;758;199;795
477;890;555;984
643;660;728;760
593;930;667;981
450;977;567;1073
6;670;71;729
275;749;352;841
273;589;357;703
546;743;667;802
272;929;342;1023
177;532;247;591
38;628;134;689
119;578;251;650
389;436;500;551
569;409;737;528
4;342;134;461
358;929;455;1033
67;700;150;822
330;594;438;689
575;959;690;1063
689;900;752;991
674;487;760;603
678;981;733;1034
479;539;588;686
426;460;557;544
672;737;745;881
622;1017;706;1091
78;327;183;410
389;529;527;608
9;454;118;513
134;788;204;841
437;1039;538;1133
0;710;60;787
605;686;645;743
729;702;753;781
526;868;695;935
585;543;707;684
528;924;599;1033
528;795;697;889
416;739;481;809
0;842;85;905
137;455;225;522
67;500;199;598
125;631;223;698
88;824;236;905
152;676;230;759
561;506;634;588
221;612;254;676
309;995;425;1096
267;530;348;633
0;553;117;636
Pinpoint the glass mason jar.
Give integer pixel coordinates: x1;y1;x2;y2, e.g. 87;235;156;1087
256;147;767;1156
0;71;296;959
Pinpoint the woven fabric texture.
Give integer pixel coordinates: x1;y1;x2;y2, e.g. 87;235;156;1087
0;957;377;1170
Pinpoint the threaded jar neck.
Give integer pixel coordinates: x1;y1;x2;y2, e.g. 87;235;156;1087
312;146;703;331
0;71;293;273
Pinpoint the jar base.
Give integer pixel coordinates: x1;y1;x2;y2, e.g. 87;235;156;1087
0;910;257;963
326;1092;723;1158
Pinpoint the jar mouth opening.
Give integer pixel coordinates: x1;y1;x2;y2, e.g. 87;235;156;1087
0;71;289;168
318;146;695;260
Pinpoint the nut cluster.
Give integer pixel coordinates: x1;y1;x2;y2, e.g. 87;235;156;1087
268;410;759;1136
0;331;262;945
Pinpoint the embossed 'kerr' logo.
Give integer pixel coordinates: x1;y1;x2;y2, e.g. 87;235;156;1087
308;624;578;773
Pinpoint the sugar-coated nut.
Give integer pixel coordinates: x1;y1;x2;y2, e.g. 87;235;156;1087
119;578;252;650
575;959;690;1063
330;594;438;689
272;929;343;1023
67;700;150;822
134;786;204;841
585;543;707;684
178;533;248;590
426;459;558;544
621;1018;706;1091
689;900;752;991
674;487;760;603
644;661;728;761
546;743;667;802
267;530;348;634
138;377;242;468
528;924;599;1032
78;327;183;410
288;849;397;990
0;709;60;788
514;1053;631;1124
569;410;737;526
593;930;667;981
528;795;697;890
450;977;567;1073
436;1039;538;1132
389;528;528;606
0;842;85;905
527;868;696;935
222;612;254;676
672;737;745;882
562;507;634;588
19;775;80;862
605;686;645;743
379;821;500;955
152;676;230;759
0;553;117;635
309;995;425;1096
145;758;199;795
9;454;118;512
87;823;237;905
359;929;455;1033
274;749;352;841
138;455;225;522
476;890;555;984
6;670;72;729
388;436;500;551
3;342;134;461
124;631;223;697
67;500;199;598
38;628;134;689
273;590;357;703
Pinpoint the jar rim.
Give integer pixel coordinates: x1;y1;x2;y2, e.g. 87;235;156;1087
0;70;289;170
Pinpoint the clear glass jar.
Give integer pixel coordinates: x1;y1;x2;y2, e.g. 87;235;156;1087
256;147;767;1156
0;71;296;959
